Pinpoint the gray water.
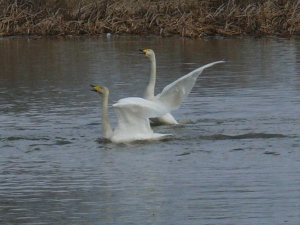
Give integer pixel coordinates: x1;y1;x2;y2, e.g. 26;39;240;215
0;36;300;225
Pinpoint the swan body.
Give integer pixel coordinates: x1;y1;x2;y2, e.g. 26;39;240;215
91;85;172;143
140;49;224;125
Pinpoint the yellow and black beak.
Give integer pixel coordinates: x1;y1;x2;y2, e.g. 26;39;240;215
139;49;147;54
90;85;100;92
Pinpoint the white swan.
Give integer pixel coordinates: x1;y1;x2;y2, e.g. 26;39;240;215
90;85;172;143
140;49;224;125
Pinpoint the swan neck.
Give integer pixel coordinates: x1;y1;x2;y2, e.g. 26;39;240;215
144;54;156;99
101;93;113;139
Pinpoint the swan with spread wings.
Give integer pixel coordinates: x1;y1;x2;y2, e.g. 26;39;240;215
140;49;224;125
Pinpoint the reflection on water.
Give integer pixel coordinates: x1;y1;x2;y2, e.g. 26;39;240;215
1;36;300;224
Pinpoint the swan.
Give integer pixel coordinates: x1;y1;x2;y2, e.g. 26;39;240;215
90;85;172;143
139;49;224;125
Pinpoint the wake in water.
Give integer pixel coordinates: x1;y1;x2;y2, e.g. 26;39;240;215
198;133;288;140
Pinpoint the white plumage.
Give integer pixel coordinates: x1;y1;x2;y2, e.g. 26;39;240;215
91;51;224;143
91;85;171;143
140;49;224;125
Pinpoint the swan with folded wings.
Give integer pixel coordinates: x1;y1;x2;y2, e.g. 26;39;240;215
139;49;224;125
90;85;173;143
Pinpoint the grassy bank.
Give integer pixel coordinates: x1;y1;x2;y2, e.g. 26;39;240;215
0;0;299;38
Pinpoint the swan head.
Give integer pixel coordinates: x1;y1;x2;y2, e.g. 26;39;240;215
90;85;109;96
139;49;155;59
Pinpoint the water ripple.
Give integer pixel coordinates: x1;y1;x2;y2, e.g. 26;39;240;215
199;132;288;140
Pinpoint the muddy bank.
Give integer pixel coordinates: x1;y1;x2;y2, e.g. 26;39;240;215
0;0;299;38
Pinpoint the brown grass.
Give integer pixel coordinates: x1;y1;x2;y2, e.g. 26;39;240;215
1;0;300;37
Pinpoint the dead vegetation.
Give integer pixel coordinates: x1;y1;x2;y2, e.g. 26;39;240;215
1;0;300;37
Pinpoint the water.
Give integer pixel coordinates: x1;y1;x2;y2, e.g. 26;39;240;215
0;36;300;224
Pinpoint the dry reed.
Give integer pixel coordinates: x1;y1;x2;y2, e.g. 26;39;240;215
1;0;299;37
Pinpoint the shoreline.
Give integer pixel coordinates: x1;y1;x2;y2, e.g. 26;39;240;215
1;0;299;38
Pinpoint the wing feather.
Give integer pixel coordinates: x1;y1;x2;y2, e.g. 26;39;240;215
111;97;169;141
153;61;224;110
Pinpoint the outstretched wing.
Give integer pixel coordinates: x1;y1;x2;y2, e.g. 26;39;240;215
154;61;224;111
111;97;169;142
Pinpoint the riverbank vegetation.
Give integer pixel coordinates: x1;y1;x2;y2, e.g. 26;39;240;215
0;0;299;38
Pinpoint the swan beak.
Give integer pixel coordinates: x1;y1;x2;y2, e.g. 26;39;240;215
139;49;147;54
90;85;100;92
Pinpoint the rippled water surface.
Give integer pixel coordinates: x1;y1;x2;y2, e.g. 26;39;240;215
1;36;300;224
